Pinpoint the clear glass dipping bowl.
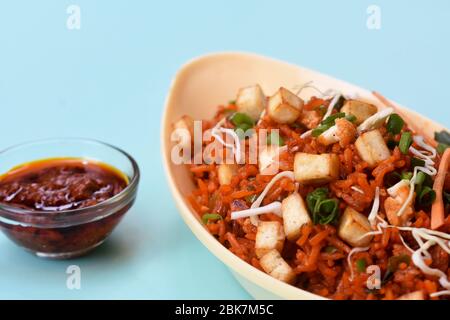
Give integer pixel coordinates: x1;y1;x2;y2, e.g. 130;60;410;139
0;138;140;259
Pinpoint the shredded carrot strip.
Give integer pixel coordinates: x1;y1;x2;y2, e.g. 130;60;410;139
296;224;312;247
231;189;257;199
309;229;329;246
431;148;450;229
190;164;212;173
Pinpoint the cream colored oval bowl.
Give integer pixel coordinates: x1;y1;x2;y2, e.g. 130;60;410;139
161;52;447;300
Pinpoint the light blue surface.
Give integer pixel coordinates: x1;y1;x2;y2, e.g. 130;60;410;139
0;0;449;299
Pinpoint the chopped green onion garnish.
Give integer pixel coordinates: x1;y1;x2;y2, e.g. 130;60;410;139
417;186;436;207
345;114;357;123
229;112;254;127
334;96;347;111
415;171;426;186
435;130;450;145
228;100;236;105
311;112;351;137
202;213;223;224
386;114;404;135
356;259;367;273
411;157;425;169
383;254;410;283
387;255;411;273
437;143;449;155
324;246;337;254
322;112;346;126
267;131;285;146
306;188;339;225
399;132;413;154
401;171;413;180
245;194;257;204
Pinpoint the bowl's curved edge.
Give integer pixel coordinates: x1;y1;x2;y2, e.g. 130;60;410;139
161;51;448;300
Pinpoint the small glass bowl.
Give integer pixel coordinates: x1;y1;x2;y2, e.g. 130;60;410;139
0;138;140;259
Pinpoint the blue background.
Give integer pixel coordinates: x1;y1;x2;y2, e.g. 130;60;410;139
0;0;449;299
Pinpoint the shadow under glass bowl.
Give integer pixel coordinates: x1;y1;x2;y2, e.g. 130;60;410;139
0;138;140;259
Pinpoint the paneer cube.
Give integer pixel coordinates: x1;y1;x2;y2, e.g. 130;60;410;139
236;84;266;121
268;87;303;124
397;291;425;300
282;193;311;241
338;207;372;247
294;153;340;185
258;146;281;175
259;249;296;284
255;221;285;258
355;130;391;168
341;100;378;125
217;164;237;186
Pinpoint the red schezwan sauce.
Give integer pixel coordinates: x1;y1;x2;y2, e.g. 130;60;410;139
0;158;130;257
0;158;128;211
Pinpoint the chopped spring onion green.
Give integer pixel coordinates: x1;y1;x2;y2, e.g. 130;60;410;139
267;131;285;146
345;114;357;123
356;259;367;273
245;194;257;204
230;112;254;127
414;172;435;207
383;255;411;283
202;213;223;224
435;130;450;145
386;114;404;135
437;143;449;155
399;132;413;154
324;246;337;254
230;112;255;139
306;188;339;225
411;157;426;169
434;132;450;180
417;186;436;207
334;96;347;111
228;100;236;105
311;112;356;137
415;171;427;186
401;171;413;180
316;105;327;116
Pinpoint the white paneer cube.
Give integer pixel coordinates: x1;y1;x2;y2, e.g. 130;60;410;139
236;84;266;121
341;100;378;125
282;193;311;241
258;146;281;175
268;87;303;124
338;207;372;247
217;164;237;186
255;221;285;258
294;153;340;185
259;249;296;284
355;129;391;168
397;291;425;300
